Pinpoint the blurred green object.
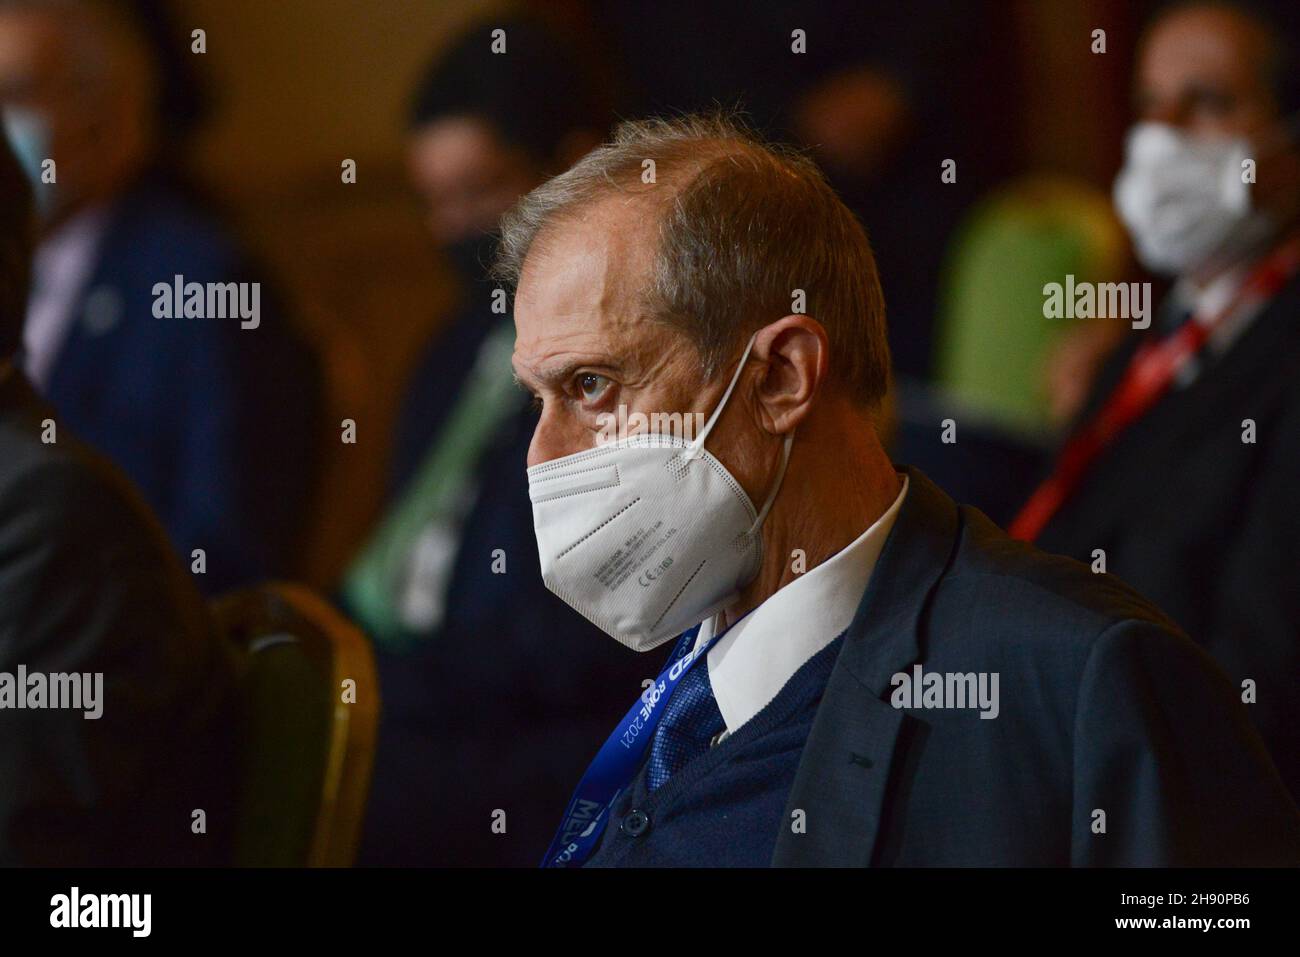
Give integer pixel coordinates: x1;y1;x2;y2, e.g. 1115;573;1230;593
932;175;1128;435
233;635;329;866
214;583;380;867
340;320;519;649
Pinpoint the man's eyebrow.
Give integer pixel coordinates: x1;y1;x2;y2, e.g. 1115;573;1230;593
510;368;533;395
512;357;620;392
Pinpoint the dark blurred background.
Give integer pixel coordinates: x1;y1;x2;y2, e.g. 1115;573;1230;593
135;0;1145;584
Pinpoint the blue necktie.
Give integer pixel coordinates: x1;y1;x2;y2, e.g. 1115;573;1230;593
646;636;727;792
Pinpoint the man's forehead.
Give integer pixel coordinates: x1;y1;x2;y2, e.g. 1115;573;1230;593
521;196;653;293
513;196;656;361
412;117;501;178
1140;8;1267;92
511;309;650;389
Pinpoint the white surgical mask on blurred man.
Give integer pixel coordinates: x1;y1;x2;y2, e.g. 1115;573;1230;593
527;331;793;653
1113;121;1275;277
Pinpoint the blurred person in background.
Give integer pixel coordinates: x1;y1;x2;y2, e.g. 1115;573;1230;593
1012;0;1300;800
0;0;322;594
895;177;1134;526
585;0;1003;383
0;133;239;867
343;16;647;866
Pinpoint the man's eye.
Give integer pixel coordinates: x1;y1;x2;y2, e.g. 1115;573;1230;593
577;373;610;402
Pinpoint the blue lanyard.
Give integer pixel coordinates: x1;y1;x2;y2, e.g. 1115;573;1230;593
541;622;722;867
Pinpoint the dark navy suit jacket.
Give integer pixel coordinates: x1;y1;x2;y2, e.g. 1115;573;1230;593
40;177;321;593
772;469;1299;866
1037;274;1300;803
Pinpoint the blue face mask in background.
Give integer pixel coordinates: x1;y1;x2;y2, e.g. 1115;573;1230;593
2;106;55;216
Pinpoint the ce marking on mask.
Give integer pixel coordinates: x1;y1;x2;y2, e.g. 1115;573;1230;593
595;522;679;591
638;556;673;586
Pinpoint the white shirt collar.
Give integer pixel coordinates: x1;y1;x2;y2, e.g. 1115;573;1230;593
1172;263;1247;321
1169;259;1265;365
691;472;909;739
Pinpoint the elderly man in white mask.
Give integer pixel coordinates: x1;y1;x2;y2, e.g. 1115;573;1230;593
498;109;1299;868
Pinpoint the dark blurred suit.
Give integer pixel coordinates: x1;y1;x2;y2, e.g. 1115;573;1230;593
34;174;322;593
1037;274;1300;802
0;366;239;865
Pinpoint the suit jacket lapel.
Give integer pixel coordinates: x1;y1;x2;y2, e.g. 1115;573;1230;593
43;196;134;419
772;468;959;866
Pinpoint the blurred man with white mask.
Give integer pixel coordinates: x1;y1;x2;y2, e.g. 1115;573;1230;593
1014;0;1300;801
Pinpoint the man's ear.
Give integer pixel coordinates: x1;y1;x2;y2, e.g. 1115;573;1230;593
751;314;829;434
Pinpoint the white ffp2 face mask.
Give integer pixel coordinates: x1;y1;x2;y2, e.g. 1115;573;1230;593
1113;121;1275;276
526;333;793;652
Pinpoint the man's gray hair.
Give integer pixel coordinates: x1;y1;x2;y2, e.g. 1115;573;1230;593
492;111;890;406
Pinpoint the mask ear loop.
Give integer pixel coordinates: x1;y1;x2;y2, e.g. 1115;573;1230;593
683;331;760;462
679;330;795;532
747;428;794;536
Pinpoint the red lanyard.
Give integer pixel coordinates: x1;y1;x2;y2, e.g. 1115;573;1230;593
1009;235;1300;543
